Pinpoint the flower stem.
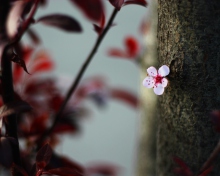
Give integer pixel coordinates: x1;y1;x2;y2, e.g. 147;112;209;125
37;8;118;148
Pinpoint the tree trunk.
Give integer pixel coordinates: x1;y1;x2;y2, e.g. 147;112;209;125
157;0;220;175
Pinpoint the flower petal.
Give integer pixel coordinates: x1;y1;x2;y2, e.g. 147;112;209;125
161;78;168;87
158;65;170;76
143;76;155;88
147;66;157;77
153;84;164;95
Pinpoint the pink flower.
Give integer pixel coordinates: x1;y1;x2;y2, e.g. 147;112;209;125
143;65;170;95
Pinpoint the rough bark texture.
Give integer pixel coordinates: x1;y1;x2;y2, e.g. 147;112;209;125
157;1;220;175
136;0;158;176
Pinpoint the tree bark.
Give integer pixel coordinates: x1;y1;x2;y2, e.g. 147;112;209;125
157;0;220;175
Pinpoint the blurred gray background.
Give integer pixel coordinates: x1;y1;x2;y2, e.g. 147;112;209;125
28;1;148;175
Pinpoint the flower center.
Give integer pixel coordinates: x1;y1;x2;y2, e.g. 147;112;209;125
155;75;163;84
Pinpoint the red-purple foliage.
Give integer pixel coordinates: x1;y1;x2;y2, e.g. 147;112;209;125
93;12;106;35
36;144;52;171
210;110;220;133
0;43;139;174
110;88;139;108
13;164;29;176
75;76;139;108
37;14;82;32
108;36;140;59
173;156;213;176
108;0;147;10
70;0;105;24
86;162;121;176
43;167;83;176
0;0;144;175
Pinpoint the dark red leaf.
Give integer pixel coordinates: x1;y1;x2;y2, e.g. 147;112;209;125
36;143;53;170
210;110;220;133
199;166;213;176
93;12;105;35
52;123;78;134
49;95;63;112
0;100;32;119
173;156;191;172
125;36;140;57
70;0;105;23
108;0;147;10
32;60;53;73
93;24;102;35
11;50;30;74
86;162;121;176
24;78;56;95
20;151;37;175
39;0;48;6
110;88;139;108
12;163;29;176
51;112;81;135
27;28;41;45
30;52;54;74
172;156;193;176
108;0;124;10
46;153;84;175
107;48;128;58
20;50;54;75
108;36;140;59
37;14;82;32
28;113;49;136
198;140;220;175
123;0;147;7
13;46;33;83
44;167;83;176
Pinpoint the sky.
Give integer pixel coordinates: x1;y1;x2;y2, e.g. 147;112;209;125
25;1;148;175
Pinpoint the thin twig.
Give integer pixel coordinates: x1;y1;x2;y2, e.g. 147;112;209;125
37;8;119;148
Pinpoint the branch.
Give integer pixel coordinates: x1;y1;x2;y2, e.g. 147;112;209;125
37;8;119;148
0;0;40;175
9;0;40;46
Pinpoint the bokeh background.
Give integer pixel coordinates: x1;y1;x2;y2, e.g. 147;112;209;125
25;1;148;175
